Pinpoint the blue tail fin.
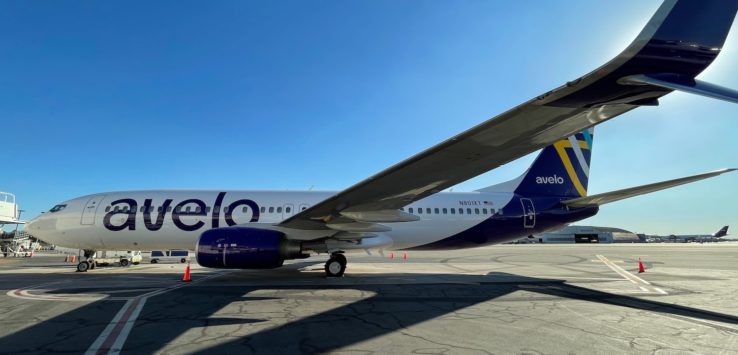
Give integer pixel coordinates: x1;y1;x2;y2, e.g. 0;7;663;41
477;129;593;198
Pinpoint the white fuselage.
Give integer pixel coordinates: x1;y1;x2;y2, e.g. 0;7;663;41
26;190;518;251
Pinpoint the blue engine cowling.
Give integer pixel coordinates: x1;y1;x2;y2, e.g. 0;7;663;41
196;226;305;269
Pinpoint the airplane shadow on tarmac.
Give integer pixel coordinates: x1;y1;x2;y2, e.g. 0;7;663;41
2;267;738;353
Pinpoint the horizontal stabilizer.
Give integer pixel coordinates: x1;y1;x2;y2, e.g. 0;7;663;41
562;168;736;208
620;74;738;104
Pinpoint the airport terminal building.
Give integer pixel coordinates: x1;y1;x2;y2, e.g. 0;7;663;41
534;226;643;244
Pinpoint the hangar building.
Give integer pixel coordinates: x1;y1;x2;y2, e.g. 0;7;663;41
534;226;643;244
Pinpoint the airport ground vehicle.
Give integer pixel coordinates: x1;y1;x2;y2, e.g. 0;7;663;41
150;250;189;264
76;250;142;271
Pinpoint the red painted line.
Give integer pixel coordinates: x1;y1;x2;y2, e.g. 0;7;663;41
96;297;142;355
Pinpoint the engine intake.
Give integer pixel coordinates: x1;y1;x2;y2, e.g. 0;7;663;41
196;226;305;269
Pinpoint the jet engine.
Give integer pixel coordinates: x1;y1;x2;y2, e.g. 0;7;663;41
196;226;306;269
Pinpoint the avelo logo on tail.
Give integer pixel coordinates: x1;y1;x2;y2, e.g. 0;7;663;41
535;175;565;185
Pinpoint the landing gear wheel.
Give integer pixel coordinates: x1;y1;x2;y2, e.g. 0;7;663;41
77;261;90;272
324;254;347;277
334;253;347;266
120;259;130;267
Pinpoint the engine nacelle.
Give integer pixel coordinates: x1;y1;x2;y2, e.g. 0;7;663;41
196;226;305;269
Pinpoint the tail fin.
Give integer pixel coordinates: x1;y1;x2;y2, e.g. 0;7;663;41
713;226;729;238
477;129;593;198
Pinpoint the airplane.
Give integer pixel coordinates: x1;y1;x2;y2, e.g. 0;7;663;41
644;226;730;243
25;0;738;276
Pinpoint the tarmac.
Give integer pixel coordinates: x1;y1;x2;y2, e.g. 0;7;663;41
1;244;738;354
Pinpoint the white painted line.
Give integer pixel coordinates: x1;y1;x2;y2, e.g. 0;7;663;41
85;271;231;355
85;299;138;355
596;255;667;295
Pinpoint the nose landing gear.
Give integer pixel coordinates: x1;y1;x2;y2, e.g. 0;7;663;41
324;252;347;277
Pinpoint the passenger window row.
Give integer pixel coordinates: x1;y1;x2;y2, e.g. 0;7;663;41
104;205;296;214
400;207;499;215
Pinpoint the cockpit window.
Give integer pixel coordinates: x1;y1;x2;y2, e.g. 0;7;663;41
49;204;67;213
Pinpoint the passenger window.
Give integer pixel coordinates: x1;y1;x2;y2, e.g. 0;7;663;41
195;206;202;213
277;207;282;213
301;206;307;211
269;207;274;213
475;208;479;214
224;207;229;213
122;206;129;213
158;206;163;212
426;208;431;214
442;208;447;214
450;208;455;214
434;208;439;214
185;206;192;213
467;208;472;214
260;206;266;213
242;206;248;213
105;206;111;212
482;208;487;214
286;207;291;213
417;208;422;214
409;208;413;213
458;208;463;214
167;206;172;212
206;207;211;213
140;206;145;212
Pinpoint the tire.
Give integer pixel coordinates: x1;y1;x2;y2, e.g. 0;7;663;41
133;262;139;265
120;259;130;267
180;258;186;263
151;259;158;264
77;261;90;272
324;257;346;277
334;253;347;266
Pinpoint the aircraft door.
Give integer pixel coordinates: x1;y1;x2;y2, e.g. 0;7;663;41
520;198;535;229
282;204;295;220
81;195;106;225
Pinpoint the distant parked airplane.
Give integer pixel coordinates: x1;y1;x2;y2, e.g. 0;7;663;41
645;226;730;243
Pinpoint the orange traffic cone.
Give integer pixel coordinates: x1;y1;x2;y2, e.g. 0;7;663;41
71;255;76;263
65;255;69;263
182;262;192;282
389;252;395;259
403;252;408;260
638;258;645;273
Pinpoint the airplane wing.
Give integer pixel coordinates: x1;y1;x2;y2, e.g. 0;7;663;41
279;0;738;231
561;169;736;208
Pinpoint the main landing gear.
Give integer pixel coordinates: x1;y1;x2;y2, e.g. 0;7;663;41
324;252;347;277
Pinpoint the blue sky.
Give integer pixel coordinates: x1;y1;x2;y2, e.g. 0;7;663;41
1;0;737;234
